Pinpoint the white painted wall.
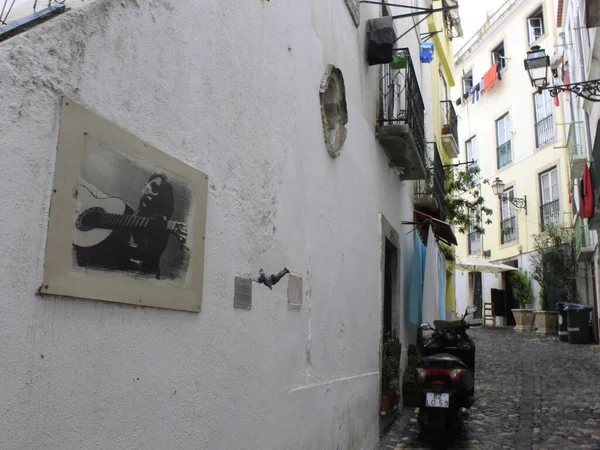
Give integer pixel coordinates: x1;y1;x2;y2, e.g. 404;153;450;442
0;1;428;449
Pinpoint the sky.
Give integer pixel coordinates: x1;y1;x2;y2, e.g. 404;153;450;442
453;0;504;51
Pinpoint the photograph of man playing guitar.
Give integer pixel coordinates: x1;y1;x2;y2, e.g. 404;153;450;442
73;173;187;280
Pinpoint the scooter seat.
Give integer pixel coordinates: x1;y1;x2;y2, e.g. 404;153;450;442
433;320;464;330
421;353;468;369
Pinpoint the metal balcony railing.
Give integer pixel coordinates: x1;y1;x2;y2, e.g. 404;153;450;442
379;48;426;166
540;199;560;230
568;122;586;160
468;231;481;254
500;216;517;244
535;115;554;148
441;100;458;145
414;142;447;219
574;216;590;255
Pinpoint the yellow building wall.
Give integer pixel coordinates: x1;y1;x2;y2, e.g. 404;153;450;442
452;0;569;264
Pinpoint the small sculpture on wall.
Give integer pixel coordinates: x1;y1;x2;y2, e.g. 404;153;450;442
252;268;290;290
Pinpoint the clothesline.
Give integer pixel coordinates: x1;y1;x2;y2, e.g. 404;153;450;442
455;63;502;106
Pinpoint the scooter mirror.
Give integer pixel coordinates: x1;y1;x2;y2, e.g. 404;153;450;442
420;322;433;331
466;304;477;315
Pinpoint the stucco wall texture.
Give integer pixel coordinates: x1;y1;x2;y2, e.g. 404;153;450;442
0;1;418;449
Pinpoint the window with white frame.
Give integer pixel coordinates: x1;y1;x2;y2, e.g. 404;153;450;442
465;135;478;168
462;70;473;97
496;113;512;168
500;188;517;244
492;41;507;69
533;90;554;147
540;167;560;229
527;7;545;45
468;209;481;254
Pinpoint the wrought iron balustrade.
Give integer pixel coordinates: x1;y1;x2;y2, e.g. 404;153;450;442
500;216;517;244
379;48;426;167
441;100;458;145
468;231;481;254
534;115;554;148
540;199;560;230
414;142;447;220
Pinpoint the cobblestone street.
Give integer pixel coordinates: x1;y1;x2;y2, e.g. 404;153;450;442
378;328;600;449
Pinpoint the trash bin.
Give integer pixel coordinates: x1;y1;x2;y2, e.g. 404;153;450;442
565;304;594;345
556;302;569;342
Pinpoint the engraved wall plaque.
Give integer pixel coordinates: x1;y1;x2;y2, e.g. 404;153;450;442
287;274;303;307
234;277;252;310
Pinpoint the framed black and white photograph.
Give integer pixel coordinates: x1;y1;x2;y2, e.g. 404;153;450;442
41;99;208;312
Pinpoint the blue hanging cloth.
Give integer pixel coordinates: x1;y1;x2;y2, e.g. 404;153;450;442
408;231;426;325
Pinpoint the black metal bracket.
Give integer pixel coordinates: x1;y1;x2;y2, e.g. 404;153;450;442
499;194;528;215
541;79;600;102
360;1;458;43
420;30;441;42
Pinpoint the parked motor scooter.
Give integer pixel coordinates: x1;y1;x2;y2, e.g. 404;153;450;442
415;305;480;448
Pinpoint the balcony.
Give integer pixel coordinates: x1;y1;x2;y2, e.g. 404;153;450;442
574;216;594;262
534;115;554;148
540;199;560;231
568;122;588;179
468;231;481;254
500;216;517;244
376;49;426;180
414;143;447;220
441;100;459;158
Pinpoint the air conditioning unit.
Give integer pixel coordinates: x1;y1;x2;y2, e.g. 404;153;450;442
483;250;491;257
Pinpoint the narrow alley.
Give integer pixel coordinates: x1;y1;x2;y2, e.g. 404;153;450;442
379;328;600;449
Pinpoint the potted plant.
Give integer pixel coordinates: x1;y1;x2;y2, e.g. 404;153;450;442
402;344;421;407
530;225;577;335
381;331;401;414
509;269;535;332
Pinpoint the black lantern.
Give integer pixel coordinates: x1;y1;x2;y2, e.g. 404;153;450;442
524;45;550;89
523;45;600;101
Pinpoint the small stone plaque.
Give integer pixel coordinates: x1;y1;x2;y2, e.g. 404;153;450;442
234;277;252;310
287;274;303;307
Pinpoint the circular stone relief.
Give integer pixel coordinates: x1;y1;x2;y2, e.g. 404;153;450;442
319;65;348;158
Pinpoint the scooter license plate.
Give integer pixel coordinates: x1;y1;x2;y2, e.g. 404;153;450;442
425;392;449;408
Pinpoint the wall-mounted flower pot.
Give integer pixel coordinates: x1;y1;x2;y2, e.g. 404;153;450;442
390;52;407;70
534;311;558;335
512;309;535;332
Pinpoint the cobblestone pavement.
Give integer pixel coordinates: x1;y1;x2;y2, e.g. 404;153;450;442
378;327;600;449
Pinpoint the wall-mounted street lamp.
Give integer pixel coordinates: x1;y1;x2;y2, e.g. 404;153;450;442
491;177;528;215
524;45;600;102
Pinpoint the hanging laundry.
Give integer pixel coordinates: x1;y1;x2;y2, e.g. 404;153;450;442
470;83;480;103
580;164;594;218
483;63;499;91
478;78;485;94
553;94;560;107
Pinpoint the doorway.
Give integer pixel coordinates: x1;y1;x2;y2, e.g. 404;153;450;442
470;272;483;319
502;260;519;325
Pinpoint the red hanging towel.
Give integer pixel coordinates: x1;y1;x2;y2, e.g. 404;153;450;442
483;64;498;91
580;163;594;218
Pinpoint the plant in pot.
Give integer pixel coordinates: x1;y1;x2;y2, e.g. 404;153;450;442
509;269;535;331
530;224;577;334
402;344;422;407
381;331;401;414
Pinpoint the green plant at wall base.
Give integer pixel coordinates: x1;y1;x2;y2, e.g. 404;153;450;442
444;165;493;235
529;224;578;310
402;344;422;403
509;269;535;308
381;331;402;395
